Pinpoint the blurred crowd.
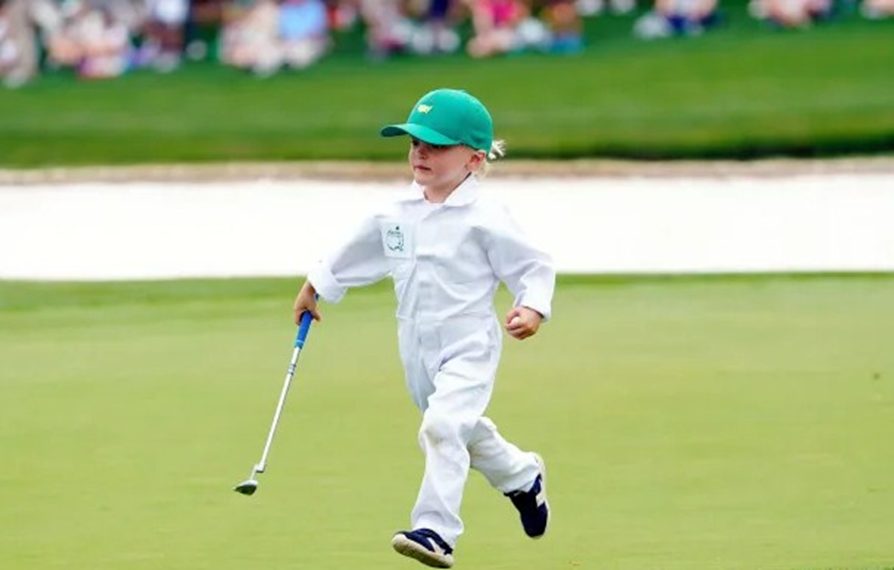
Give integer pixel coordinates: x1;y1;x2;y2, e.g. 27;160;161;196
1;0;891;87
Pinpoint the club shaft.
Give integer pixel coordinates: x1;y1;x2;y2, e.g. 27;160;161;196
255;345;303;473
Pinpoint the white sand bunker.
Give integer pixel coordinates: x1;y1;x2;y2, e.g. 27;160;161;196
1;174;893;280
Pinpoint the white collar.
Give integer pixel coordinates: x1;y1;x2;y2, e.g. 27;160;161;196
401;175;480;207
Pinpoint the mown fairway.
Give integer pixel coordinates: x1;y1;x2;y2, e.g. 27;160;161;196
1;275;892;569
1;5;893;165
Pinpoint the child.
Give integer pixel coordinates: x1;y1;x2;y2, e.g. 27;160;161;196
292;88;554;569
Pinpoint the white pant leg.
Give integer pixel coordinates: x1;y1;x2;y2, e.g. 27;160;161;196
406;317;500;546
398;318;437;411
468;417;540;494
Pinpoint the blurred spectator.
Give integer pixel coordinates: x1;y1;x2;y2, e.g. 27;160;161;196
465;0;551;58
96;0;145;31
220;0;280;74
47;0;133;79
634;0;719;38
184;0;226;61
543;0;583;53
278;0;330;68
220;0;330;76
466;0;525;57
575;0;636;15
861;0;894;17
410;0;462;55
0;0;61;88
359;0;416;58
140;0;189;71
748;0;832;27
327;0;361;31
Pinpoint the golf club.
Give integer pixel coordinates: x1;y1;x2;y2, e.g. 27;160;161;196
234;309;315;496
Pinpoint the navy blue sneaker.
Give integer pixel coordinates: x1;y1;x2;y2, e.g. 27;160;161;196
391;528;454;568
505;453;550;538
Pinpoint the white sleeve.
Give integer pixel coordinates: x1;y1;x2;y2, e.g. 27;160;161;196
307;216;389;303
485;206;556;321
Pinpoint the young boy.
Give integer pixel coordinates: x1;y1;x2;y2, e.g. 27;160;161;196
292;88;554;568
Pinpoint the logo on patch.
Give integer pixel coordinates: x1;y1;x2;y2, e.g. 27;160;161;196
417;104;433;114
386;226;405;252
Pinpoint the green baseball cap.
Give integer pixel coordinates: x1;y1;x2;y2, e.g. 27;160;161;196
380;88;494;152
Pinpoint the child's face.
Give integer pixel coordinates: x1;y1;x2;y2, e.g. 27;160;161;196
408;138;484;194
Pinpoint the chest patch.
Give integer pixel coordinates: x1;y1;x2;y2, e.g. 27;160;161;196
379;221;414;259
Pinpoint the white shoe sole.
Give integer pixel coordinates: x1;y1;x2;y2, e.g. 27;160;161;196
391;534;454;568
531;452;550;539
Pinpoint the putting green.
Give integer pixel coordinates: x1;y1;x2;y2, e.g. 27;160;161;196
0;275;892;569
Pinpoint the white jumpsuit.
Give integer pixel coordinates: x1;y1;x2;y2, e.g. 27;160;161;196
308;175;555;546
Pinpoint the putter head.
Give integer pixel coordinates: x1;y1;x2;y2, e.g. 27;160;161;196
234;479;259;496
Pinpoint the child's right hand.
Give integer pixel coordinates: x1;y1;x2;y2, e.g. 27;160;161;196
293;281;322;324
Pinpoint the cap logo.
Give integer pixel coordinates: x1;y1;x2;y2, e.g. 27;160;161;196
417;104;433;114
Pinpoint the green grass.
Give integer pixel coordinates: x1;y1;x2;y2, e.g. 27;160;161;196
1;5;893;166
1;275;892;569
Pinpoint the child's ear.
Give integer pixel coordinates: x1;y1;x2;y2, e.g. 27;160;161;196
468;151;486;171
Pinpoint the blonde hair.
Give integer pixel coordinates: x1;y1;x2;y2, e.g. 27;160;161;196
478;139;506;177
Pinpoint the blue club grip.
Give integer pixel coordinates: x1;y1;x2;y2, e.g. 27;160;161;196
294;310;314;348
